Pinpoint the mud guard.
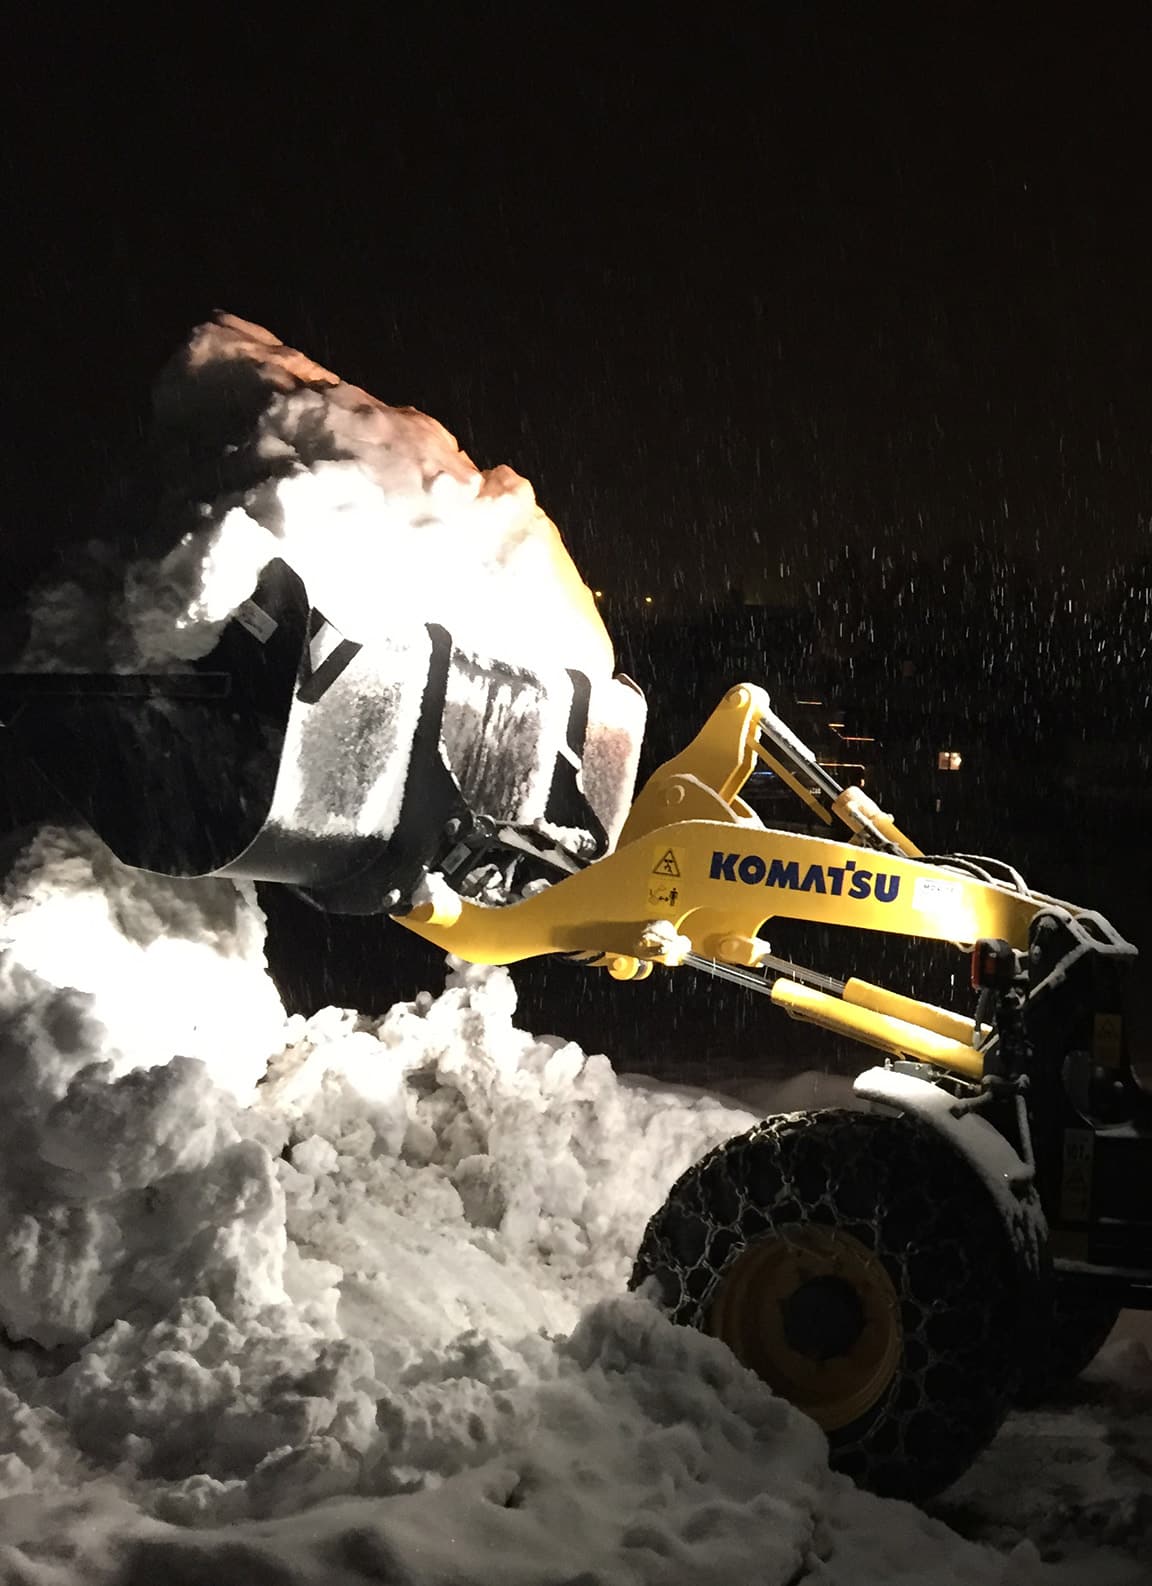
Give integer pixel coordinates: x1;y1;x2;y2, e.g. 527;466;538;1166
853;1066;1049;1273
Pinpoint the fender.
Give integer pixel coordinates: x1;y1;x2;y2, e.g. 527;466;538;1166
853;1066;1048;1273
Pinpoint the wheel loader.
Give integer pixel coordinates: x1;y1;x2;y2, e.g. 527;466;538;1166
2;322;1149;1505
4;549;1148;1504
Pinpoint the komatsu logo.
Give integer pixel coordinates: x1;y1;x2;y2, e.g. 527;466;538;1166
709;850;902;903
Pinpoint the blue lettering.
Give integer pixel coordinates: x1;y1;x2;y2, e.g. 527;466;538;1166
707;851;898;901
766;859;801;890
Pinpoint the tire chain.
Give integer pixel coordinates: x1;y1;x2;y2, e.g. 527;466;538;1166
630;1108;1032;1499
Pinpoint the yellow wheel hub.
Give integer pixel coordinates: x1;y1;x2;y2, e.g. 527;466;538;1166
707;1224;902;1431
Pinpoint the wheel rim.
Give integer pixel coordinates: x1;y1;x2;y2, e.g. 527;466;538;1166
707;1224;902;1431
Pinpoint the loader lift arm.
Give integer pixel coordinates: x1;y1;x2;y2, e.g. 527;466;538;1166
401;683;1115;1082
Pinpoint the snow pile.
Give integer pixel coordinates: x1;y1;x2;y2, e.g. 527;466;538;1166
0;828;287;1095
19;314;611;679
933;1335;1152;1565
13;316;647;873
0;831;1147;1583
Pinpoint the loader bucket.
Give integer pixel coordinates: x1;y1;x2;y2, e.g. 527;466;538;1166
1;315;647;911
1;556;646;914
1;558;307;881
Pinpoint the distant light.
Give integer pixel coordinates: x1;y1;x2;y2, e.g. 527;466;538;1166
841;735;875;743
796;699;823;706
644;595;653;604
594;589;604;598
937;749;963;772
827;721;845;729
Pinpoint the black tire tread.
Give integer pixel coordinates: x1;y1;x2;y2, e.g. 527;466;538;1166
630;1108;1041;1501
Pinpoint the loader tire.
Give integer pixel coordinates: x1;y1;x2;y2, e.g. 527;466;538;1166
630;1108;1040;1502
1014;1282;1120;1404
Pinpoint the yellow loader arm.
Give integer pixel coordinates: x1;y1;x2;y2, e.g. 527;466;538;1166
401;685;1083;1081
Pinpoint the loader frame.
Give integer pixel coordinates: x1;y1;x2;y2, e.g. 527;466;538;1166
402;683;1085;1081
407;680;1152;1313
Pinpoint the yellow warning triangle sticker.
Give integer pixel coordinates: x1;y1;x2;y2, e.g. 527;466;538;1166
652;848;681;878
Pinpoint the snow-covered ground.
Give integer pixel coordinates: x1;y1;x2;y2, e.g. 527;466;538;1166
0;828;1146;1585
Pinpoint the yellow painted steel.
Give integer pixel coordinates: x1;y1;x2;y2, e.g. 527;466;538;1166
615;684;764;845
401;819;1042;968
832;786;923;858
842;979;985;1046
769;980;986;1078
752;739;835;827
397;680;1055;1084
707;1226;903;1431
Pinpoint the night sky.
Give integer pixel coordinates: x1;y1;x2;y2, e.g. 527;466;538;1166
9;15;1152;609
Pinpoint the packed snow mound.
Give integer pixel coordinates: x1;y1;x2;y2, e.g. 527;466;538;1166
20;312;612;678
0;826;288;1095
13;314;647;881
0;834;1148;1583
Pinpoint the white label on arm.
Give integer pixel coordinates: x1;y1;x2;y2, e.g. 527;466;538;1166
912;875;963;911
234;600;278;644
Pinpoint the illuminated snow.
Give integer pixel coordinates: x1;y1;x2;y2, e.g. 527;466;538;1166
20;315;613;681
0;827;288;1096
15;316;648;862
0;832;1147;1583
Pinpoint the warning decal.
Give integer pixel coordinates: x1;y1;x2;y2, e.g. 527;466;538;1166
652;848;682;878
1092;1012;1123;1065
1059;1128;1094;1222
234;599;278;644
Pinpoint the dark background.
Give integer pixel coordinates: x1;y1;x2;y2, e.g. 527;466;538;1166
5;14;1151;1081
